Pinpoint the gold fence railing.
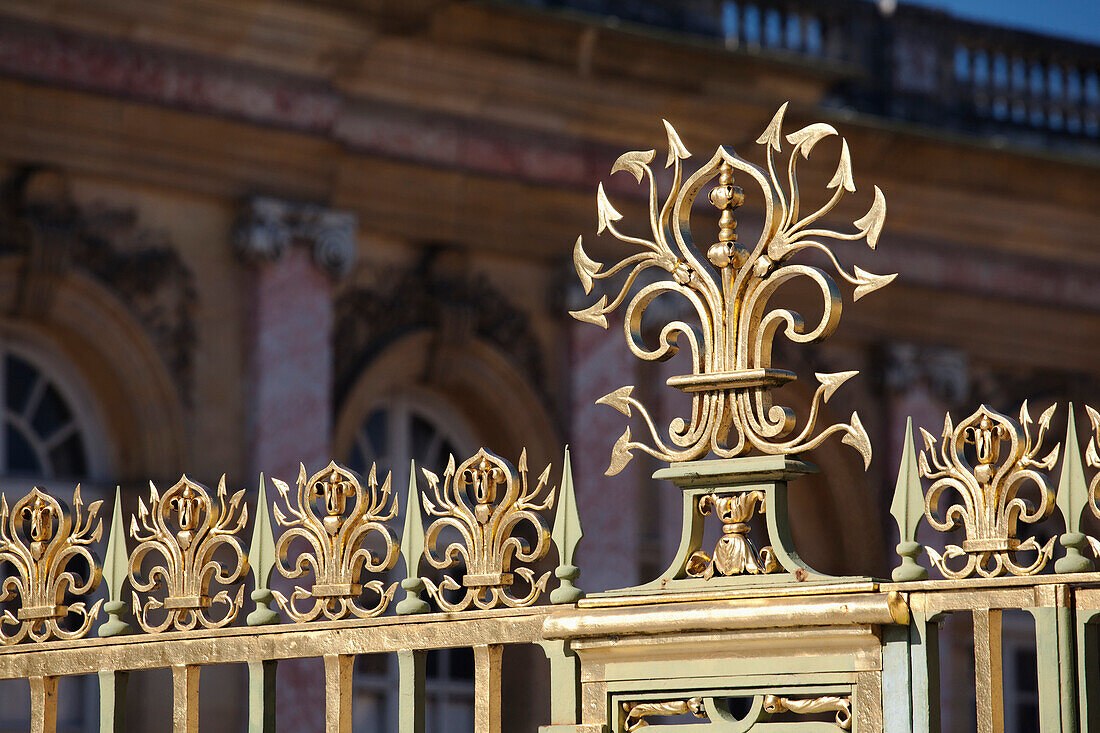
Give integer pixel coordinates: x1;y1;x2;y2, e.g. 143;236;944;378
4;103;1100;733
0;448;585;732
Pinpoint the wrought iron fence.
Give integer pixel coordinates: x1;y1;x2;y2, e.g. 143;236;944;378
2;104;1100;733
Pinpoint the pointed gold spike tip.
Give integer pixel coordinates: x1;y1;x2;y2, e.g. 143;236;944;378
1056;405;1088;535
889;418;923;543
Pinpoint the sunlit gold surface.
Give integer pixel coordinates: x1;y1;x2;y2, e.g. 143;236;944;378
570;104;893;474
763;693;852;729
421;449;554;610
685;492;778;578
0;486;102;644
622;697;705;730
919;403;1058;578
129;476;249;632
272;461;399;621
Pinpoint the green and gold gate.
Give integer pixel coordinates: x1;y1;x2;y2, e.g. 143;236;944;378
1;105;1098;733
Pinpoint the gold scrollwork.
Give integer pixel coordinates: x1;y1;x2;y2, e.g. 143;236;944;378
686;491;778;578
920;403;1058;579
0;486;102;644
763;694;852;730
1086;406;1100;523
271;462;399;621
421;448;554;611
570;103;893;475
622;697;706;730
129;476;249;632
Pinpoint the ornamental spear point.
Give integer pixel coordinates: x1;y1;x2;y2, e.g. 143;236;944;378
247;474;280;625
396;460;429;615
890;418;927;581
98;486;132;637
550;446;584;603
1056;406;1094;573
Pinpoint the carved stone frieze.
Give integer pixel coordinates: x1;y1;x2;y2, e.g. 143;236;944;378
0;166;197;400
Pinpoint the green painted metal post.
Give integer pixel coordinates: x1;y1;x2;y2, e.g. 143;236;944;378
882;624;912;733
397;650;425;733
247;660;277;733
1078;610;1100;733
1031;600;1078;733
98;670;128;733
911;611;942;733
538;640;581;727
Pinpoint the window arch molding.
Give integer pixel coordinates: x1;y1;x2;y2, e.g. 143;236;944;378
333;329;560;481
0;258;187;481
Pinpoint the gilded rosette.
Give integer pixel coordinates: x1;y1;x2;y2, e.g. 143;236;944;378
271;461;399;621
421;448;554;611
570;103;893;474
920;403;1059;578
0;486;102;644
128;476;249;632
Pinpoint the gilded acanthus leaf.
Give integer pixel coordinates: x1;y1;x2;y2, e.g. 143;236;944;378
826;140;856;192
596;386;634;417
854;186;887;249
611;149;656;183
572;236;601;295
595;183;622;234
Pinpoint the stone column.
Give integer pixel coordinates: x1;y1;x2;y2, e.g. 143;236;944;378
234;195;356;733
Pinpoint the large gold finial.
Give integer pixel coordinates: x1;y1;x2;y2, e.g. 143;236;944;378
570;103;893;474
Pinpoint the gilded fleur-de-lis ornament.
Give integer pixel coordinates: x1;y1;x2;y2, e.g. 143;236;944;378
272;461;400;621
920;403;1058;579
129;476;249;632
421;448;555;611
0;486;102;644
570;103;893;474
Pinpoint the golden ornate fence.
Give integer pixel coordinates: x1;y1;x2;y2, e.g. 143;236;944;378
1;105;1099;733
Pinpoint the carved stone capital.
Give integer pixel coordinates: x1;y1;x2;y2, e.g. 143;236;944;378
234;196;357;278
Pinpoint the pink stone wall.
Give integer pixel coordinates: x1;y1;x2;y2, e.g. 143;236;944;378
568;319;642;593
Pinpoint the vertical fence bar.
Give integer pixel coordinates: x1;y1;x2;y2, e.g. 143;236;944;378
247;660;277;733
1030;585;1078;733
324;654;353;733
397;650;425;733
972;608;1004;733
98;670;129;733
473;644;503;733
172;664;200;733
1078;608;1100;733
29;675;58;733
911;611;942;733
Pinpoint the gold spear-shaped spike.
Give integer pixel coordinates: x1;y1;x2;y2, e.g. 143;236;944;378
1055;406;1095;573
890;418;928;582
247;474;280;625
396;460;429;615
550;446;584;604
98;486;132;637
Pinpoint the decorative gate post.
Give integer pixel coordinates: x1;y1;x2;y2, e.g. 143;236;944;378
550;104;903;732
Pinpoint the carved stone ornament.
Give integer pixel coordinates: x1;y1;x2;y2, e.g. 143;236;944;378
233;195;357;278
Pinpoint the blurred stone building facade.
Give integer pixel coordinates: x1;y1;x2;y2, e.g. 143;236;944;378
0;0;1098;731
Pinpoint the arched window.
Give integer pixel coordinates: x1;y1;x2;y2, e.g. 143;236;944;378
1;348;90;479
0;341;106;733
344;394;477;733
